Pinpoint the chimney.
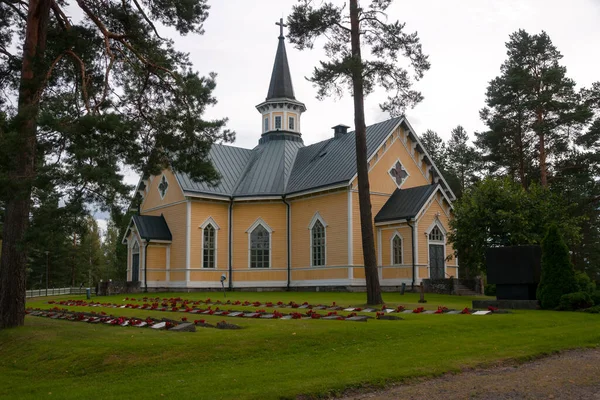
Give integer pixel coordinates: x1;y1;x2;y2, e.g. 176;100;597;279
332;124;350;139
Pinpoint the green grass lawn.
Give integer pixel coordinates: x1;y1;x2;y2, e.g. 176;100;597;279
1;292;598;400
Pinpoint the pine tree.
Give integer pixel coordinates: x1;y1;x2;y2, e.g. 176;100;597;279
477;30;591;188
287;0;429;305
420;130;447;172
446;125;480;197
536;225;578;309
0;0;233;328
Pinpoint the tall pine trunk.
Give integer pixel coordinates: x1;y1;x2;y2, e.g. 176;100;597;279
537;108;548;187
349;0;383;305
0;0;51;329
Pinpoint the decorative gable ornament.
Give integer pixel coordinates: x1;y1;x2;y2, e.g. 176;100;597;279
388;160;409;188
158;175;169;198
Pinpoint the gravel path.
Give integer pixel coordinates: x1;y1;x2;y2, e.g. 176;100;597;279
339;348;600;400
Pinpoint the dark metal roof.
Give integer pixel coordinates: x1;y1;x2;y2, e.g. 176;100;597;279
175;144;253;197
286;116;403;194
266;36;295;100
233;139;303;196
132;215;172;241
374;184;439;223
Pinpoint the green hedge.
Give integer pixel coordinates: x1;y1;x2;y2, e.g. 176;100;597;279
558;292;594;311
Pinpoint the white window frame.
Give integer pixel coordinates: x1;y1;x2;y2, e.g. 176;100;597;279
246;218;273;269
158;174;169;199
388;158;410;189
308;212;327;267
288;116;295;131
275;115;282;130
130;237;140;282
200;217;220;269
390;231;404;265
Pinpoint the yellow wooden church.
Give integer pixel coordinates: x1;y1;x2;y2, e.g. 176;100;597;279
122;24;458;291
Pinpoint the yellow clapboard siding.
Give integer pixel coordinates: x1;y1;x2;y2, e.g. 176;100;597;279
232;270;287;282
290;191;348;268
141;168;185;211
146;246;167;281
382;267;412;279
190;271;226;282
144;202;186;272
291;268;348;281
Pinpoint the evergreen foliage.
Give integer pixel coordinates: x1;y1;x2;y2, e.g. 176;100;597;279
557;292;593;311
448;178;580;276
537;225;578;309
0;0;232;327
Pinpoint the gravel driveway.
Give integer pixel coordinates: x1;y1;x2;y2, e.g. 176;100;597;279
338;348;600;400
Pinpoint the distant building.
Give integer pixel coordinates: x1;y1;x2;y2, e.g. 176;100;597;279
122;22;457;290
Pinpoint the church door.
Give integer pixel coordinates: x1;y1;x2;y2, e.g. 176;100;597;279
131;242;140;282
429;244;445;279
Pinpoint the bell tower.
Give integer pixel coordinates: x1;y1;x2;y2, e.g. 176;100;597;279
255;18;306;144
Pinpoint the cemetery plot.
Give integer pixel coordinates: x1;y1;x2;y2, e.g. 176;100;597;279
43;298;506;320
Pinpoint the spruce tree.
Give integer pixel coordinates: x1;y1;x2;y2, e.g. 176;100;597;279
287;0;430;305
536;225;578;309
420;130;447;172
0;0;233;328
446;125;480;197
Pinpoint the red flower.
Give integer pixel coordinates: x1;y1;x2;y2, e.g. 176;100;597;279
488;306;499;312
395;305;406;312
461;307;471;315
412;307;424;314
181;317;187;322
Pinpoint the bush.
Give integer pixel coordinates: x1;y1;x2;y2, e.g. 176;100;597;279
575;271;596;294
536;225;578;309
484;284;496;296
584;305;600;314
591;290;600;306
558;292;594;311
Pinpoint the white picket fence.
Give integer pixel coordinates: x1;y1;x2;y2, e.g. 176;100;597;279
26;287;88;298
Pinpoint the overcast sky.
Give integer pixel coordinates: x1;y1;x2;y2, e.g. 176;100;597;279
101;0;600;231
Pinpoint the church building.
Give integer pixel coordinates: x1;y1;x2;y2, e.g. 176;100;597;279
122;21;458;291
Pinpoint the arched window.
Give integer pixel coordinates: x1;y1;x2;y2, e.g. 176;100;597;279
392;235;402;265
250;224;270;268
429;225;444;242
311;220;326;266
203;224;216;268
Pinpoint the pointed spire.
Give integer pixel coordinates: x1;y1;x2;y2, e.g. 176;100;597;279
266;18;295;100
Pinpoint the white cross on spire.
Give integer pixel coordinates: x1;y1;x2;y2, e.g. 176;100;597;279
275;17;287;38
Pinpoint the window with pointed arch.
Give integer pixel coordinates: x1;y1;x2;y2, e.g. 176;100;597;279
250;224;270;268
203;224;216;268
429;225;444;242
311;219;326;266
392;234;403;265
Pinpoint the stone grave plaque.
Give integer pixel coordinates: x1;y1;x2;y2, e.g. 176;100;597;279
402;310;413;314
120;321;129;327
298;305;309;309
201;310;212;314
346;316;368;322
322;316;341;320
280;315;292;320
135;321;148;327
473;310;492;315
104;319;115;324
313;306;326;310
343;308;356;312
228;312;243;317
260;314;275;319
189;309;201;314
446;310;461;314
120;305;126;308
212;311;223;316
362;308;377;313
384;309;395;313
151;322;166;329
244;313;260;318
422;310;436;314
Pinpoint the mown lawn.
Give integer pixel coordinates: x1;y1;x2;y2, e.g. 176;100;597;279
0;292;598;400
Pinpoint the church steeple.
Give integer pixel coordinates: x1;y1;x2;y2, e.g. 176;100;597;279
256;18;306;144
266;19;295;100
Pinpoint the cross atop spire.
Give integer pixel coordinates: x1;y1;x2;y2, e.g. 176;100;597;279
276;17;287;39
